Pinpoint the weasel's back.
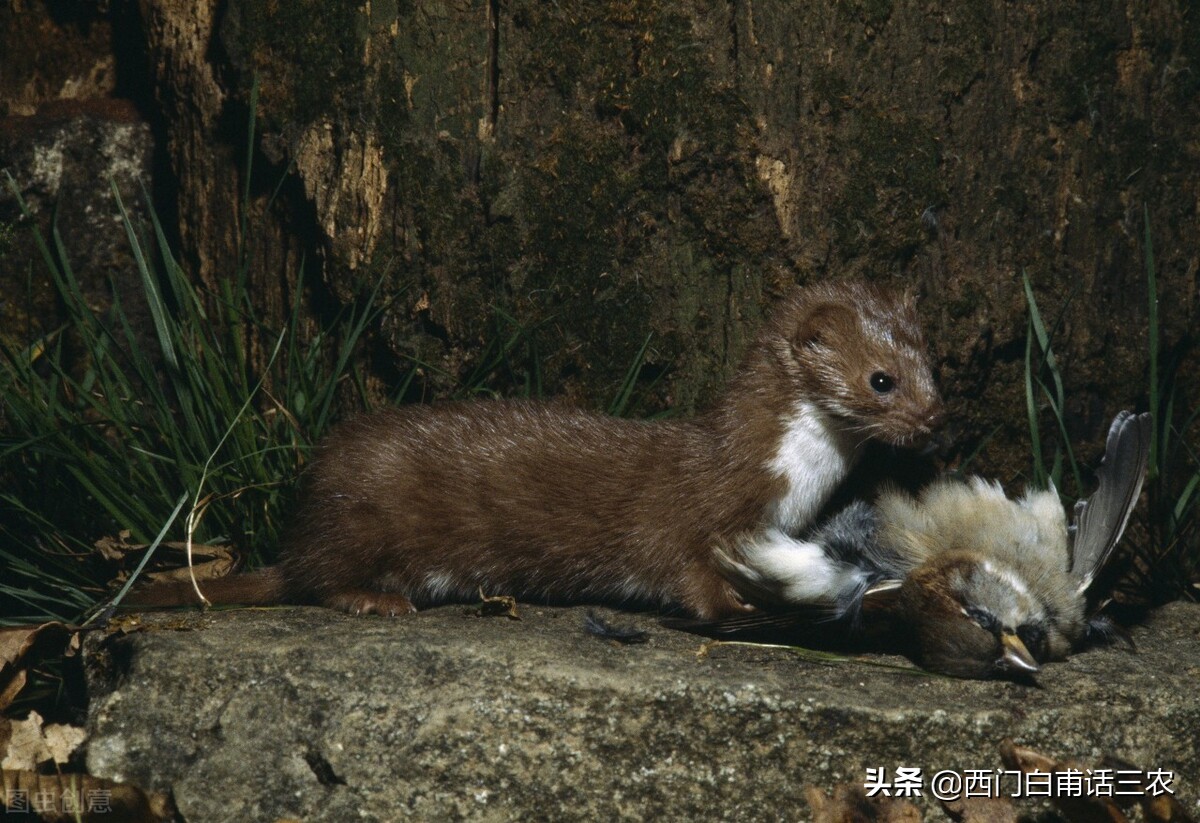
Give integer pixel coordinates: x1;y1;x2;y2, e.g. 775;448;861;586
276;400;714;609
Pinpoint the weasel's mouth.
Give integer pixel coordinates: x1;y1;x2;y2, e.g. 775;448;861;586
879;407;944;448
876;423;935;449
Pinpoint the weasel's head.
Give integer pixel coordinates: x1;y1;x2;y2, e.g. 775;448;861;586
770;281;943;446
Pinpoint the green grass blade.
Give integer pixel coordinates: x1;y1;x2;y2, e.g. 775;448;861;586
99;491;190;619
608;332;654;417
1145;206;1160;482
1023;320;1046;487
112;179;180;376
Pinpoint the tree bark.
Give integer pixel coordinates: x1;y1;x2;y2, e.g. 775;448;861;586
4;0;1197;480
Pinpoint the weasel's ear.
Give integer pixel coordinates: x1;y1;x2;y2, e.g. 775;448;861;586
1069;411;1153;596
791;301;856;350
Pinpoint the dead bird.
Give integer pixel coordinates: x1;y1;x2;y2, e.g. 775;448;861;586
702;411;1152;679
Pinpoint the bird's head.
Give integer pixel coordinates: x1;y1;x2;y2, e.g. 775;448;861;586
896;551;1075;680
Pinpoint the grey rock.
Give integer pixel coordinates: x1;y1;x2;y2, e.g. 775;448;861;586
85;602;1200;821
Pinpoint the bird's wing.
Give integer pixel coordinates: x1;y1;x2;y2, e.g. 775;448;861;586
662;577;904;638
1069;410;1153;595
660;605;832;636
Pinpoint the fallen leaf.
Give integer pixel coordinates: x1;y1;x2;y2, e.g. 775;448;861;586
1;767;174;822
469;588;520;620
0;711;83;770
96;534;238;586
92;529;135;562
0;670;27;713
101;614;146;637
999;739;1128;823
2;711;47;771
939;794;1019;823
992;742;1196;823
1101;755;1197;823
40;722;86;766
1143;792;1198;823
806;784;922;822
140;552;237;586
0;622;71;712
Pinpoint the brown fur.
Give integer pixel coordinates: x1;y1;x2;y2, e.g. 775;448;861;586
127;280;941;619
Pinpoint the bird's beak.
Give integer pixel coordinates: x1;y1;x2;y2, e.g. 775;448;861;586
998;632;1040;674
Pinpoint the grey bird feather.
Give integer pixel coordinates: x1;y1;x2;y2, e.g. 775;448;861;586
1068;410;1153;595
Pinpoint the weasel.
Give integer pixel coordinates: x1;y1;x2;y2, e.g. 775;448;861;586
128;280;943;619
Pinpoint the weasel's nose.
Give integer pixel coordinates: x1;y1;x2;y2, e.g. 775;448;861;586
923;401;946;432
907;402;945;449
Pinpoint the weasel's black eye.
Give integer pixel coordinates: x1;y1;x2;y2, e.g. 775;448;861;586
869;372;895;394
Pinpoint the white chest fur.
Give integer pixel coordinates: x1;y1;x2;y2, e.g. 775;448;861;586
712;402;867;611
766;401;860;535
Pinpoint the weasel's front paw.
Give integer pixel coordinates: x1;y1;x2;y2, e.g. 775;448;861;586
325;590;417;617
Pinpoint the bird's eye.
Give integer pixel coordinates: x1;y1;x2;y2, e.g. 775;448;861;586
869;372;895;394
965;607;998;632
1017;624;1048;661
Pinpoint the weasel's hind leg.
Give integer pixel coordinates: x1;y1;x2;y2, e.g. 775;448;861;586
323;590;417;617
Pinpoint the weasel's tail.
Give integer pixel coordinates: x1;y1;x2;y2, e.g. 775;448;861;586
122;567;287;609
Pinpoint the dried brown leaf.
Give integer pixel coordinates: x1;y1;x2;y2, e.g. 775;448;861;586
98;535;238;585
1;711;82;770
140;552;237;585
470;588;521;620
806;784;922;822
939;795;1019;823
1;767;174;822
40;722;86;767
1142;792;1198;823
0;670;27;713
0;622;71;712
999;739;1129;823
2;711;45;771
0;623;70;671
1100;755;1198;823
92;529;135;562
